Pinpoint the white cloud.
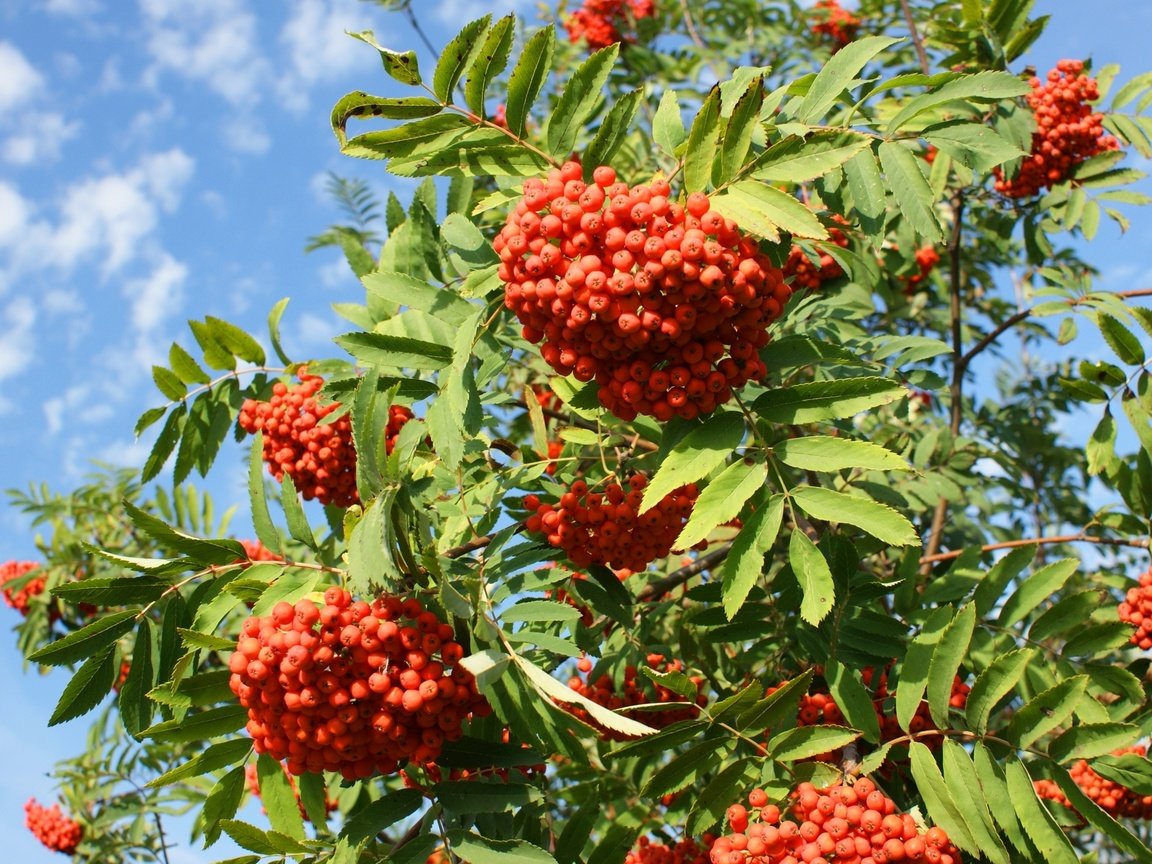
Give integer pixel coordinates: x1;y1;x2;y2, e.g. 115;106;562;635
139;0;268;106
41;290;82;316
0;182;30;248
50;148;194;275
278;0;380;111
44;0;102;15
0;297;37;383
0;42;44;114
125;252;186;335
434;0;531;25
297;311;339;350
220;114;271;155
318;255;354;289
3;112;80;166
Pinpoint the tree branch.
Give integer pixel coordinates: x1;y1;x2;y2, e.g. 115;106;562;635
637;544;732;602
919;532;1150;565
898;0;931;76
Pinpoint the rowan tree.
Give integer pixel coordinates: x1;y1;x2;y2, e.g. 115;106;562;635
9;1;1152;862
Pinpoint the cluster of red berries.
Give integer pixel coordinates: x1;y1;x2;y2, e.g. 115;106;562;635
901;246;941;292
782;228;849;291
994;59;1119;198
1034;745;1152;820
1;560;44;616
626;835;715;864
565;0;656;49
229;587;490;780
767;667;970;760
24;798;83;855
238;369;415;508
524;474;700;571
1118;566;1152;650
710;779;961;864
810;0;860;49
244;762;338;822
498;162;791;422
564;654;706;740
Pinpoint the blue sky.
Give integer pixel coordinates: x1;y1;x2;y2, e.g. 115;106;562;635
1;1;1151;860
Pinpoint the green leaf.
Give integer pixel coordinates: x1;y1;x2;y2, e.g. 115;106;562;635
683;87;721;193
965;648;1034;735
256;752;306;840
584;88;643;177
505;26;555;138
435;781;543;814
640;738;733;798
517;655;657;738
775;436;910;472
789;529;835;625
28;610;138;666
347;30;421;86
205;316;265;365
247;435;283;557
1050;764;1152;863
267;297;291;365
331;92;443;143
653;89;686;157
48;644;116;726
721;491;785;619
169;342;211;385
148;739;252;788
887;71;1031;132
769;725;859;761
52;576;171;605
1029;590;1106;641
335;331;453;370
795;35;902;123
1099;312;1146;365
447;831;557;864
143;705;248;743
710;181;828;243
924;121;1027;172
141;402;186;483
433;16;491;102
464;15;516;116
119;618;155;736
341;114;471;161
1094;752;1152;794
278;472;316;550
1004;757;1079;864
878;141;943;242
940;739;1012;864
926;603;975;727
972;544;1035;617
1002;675;1089;749
753;377;906;423
895;605;954;731
1049;722;1141;763
676;459;766;550
502;599;583;624
750;131;872;183
440;215;501;269
152;365;187;401
825;660;881;743
719;76;765;184
791;485;920;546
972;743;1033;857
123;501;245;564
998;558;1078;628
843;147;886;234
907;741;980;855
221;820;306;856
640;412;746;514
339;789;423;842
546;43;620;157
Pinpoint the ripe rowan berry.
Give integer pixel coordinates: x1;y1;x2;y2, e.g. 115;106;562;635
995;60;1119;198
24;798;82;855
1118;566;1152;650
810;0;859;49
238;368;416;508
0;560;45;616
1034;744;1152;819
229;589;489;779
561;656;706;740
498;164;790;421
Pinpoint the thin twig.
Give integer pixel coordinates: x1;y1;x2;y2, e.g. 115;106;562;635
678;0;707;50
898;0;931;76
921;191;966;573
403;1;437;56
637;543;732;601
444;534;494;559
919;532;1150;566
